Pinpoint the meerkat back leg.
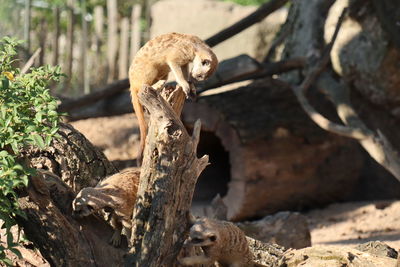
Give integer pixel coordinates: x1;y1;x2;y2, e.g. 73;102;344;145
131;87;147;166
109;214;123;247
179;255;214;266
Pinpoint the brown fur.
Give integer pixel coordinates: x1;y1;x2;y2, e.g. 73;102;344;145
128;32;218;165
72;168;139;246
180;217;256;267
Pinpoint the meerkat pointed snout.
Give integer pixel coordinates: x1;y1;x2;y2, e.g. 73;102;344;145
71;169;139;247
180;217;259;267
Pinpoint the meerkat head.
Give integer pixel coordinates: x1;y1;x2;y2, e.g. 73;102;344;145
187;218;220;247
191;48;218;82
72;188;98;218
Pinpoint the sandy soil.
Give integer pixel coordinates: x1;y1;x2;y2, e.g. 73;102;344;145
306;200;400;250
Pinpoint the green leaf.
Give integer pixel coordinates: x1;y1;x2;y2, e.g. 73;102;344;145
31;134;45;149
35;111;43;123
9;247;22;258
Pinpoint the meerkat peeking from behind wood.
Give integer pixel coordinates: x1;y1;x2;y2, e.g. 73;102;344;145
180;216;264;267
72;168;139;247
128;32;218;165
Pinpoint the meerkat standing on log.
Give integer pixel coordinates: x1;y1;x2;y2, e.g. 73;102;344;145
128;32;218;165
180;217;265;267
72;168;140;247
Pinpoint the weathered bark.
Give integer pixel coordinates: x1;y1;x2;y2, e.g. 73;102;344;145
24;123;117;191
16;123;125;266
125;85;209;266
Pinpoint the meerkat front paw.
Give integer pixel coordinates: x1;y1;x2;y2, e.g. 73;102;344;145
181;81;196;101
109;229;122;247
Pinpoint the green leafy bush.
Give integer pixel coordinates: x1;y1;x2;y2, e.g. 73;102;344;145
0;37;62;265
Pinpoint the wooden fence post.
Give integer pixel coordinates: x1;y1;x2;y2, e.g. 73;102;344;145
118;17;130;79
130;4;142;61
107;0;118;83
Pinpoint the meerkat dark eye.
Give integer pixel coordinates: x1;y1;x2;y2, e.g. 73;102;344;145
87;205;95;211
202;60;210;66
104;206;113;213
209;235;217;242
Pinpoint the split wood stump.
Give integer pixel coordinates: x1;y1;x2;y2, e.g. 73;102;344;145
183;77;364;220
125;85;209;266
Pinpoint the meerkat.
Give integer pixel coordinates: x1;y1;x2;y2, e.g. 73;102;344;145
128;32;218;165
180;217;265;267
72;168;139;247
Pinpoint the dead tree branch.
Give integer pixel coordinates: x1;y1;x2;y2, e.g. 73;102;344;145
58;78;129;112
205;0;289;47
290;6;400;181
124;85;209;266
291;8;367;139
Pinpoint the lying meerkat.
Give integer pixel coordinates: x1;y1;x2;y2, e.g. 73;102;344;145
72;168;139;247
180;217;265;267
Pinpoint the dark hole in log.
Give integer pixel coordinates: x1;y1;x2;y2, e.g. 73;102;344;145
192;130;230;203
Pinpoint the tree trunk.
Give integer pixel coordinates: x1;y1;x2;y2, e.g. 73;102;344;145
118;17;130;79
17;123;124;266
23;0;31;58
107;0;118;82
38;18;47;66
80;0;90;94
130;4;142;62
51;6;60;67
125;85;209;266
65;0;75;90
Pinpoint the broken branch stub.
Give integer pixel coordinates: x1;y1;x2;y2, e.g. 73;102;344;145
125;85;209;267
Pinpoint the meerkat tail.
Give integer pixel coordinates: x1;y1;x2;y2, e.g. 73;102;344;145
131;87;147;166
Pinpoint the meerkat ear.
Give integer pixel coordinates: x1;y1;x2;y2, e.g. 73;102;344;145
187;211;197;226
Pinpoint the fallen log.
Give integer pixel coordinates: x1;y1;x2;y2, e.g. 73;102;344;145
61;55;304;120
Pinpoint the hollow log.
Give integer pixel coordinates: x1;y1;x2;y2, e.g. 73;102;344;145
182;78;364;220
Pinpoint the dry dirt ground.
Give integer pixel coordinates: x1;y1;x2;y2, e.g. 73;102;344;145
4;114;399;266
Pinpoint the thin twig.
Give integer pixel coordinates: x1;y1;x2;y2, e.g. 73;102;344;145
21;48;41;74
205;0;289;47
